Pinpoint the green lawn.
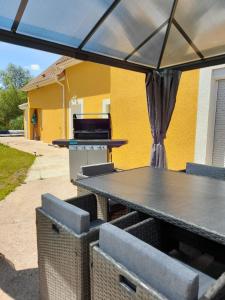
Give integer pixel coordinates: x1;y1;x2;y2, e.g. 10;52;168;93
0;143;35;200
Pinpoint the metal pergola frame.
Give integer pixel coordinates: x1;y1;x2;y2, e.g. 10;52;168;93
1;0;225;73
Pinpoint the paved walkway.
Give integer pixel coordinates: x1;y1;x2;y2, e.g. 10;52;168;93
0;137;70;181
0;137;76;300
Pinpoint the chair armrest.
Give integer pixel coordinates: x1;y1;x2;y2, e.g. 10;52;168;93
125;218;162;248
200;272;225;300
66;193;98;222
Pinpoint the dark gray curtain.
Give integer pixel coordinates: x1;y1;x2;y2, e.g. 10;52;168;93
145;70;182;168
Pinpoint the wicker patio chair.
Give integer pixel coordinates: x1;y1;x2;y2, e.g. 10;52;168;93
36;193;148;300
91;221;225;300
77;162;128;221
186;162;225;180
125;220;225;299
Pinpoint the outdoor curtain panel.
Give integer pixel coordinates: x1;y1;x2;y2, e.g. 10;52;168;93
146;70;182;168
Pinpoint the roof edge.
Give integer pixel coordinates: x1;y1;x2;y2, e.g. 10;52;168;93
22;57;82;92
18;102;28;110
21;77;58;91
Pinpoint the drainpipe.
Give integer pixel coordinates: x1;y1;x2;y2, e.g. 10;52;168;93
56;77;66;139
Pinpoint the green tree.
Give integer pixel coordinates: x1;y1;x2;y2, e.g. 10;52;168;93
8;115;24;130
0;63;32;90
0;64;32;129
0;87;27;129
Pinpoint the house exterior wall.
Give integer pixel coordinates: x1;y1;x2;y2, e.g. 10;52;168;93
110;68;199;170
110;68;150;169
83;94;110;117
27;62;111;142
165;70;199;170
27;83;63;143
194;65;225;165
65;62;111;132
26;61;199;170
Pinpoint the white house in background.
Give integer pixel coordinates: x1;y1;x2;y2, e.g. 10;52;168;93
18;102;28;138
195;64;225;167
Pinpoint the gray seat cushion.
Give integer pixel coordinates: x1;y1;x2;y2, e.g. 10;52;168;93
186;162;225;180
198;270;215;299
99;223;199;300
186;264;215;299
81;162;115;177
170;250;216;299
42;193;90;234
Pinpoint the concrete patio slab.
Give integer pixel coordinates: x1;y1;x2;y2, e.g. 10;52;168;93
0;137;77;300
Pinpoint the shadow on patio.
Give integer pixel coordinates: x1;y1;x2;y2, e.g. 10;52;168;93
0;254;39;300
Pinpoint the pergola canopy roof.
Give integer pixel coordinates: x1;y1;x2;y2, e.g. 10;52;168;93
1;0;225;73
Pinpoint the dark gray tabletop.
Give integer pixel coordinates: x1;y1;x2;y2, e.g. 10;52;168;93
76;166;225;245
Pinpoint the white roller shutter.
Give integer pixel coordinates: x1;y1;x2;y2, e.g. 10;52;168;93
212;79;225;167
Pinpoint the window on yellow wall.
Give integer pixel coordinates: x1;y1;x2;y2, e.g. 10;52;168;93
102;99;110;119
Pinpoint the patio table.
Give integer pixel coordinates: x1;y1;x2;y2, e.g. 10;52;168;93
75;166;225;246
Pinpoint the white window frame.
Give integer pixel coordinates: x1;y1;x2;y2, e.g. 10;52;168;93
69;98;83;139
195;64;225;165
102;98;110;118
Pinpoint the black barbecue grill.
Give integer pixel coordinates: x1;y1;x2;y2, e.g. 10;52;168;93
73;113;111;140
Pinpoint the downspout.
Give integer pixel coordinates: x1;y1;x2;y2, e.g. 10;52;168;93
56;76;66;139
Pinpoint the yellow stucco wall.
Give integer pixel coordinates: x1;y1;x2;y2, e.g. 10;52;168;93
165;70;199;170
110;68;150;169
28;83;64;143
65;62;110;99
83;94;110;118
65;62;110;135
110;68;199;170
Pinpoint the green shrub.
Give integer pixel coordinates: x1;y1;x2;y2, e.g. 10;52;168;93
8;115;24;130
0;124;7;130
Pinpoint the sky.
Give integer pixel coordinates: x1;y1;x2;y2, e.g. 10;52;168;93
0;42;60;77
